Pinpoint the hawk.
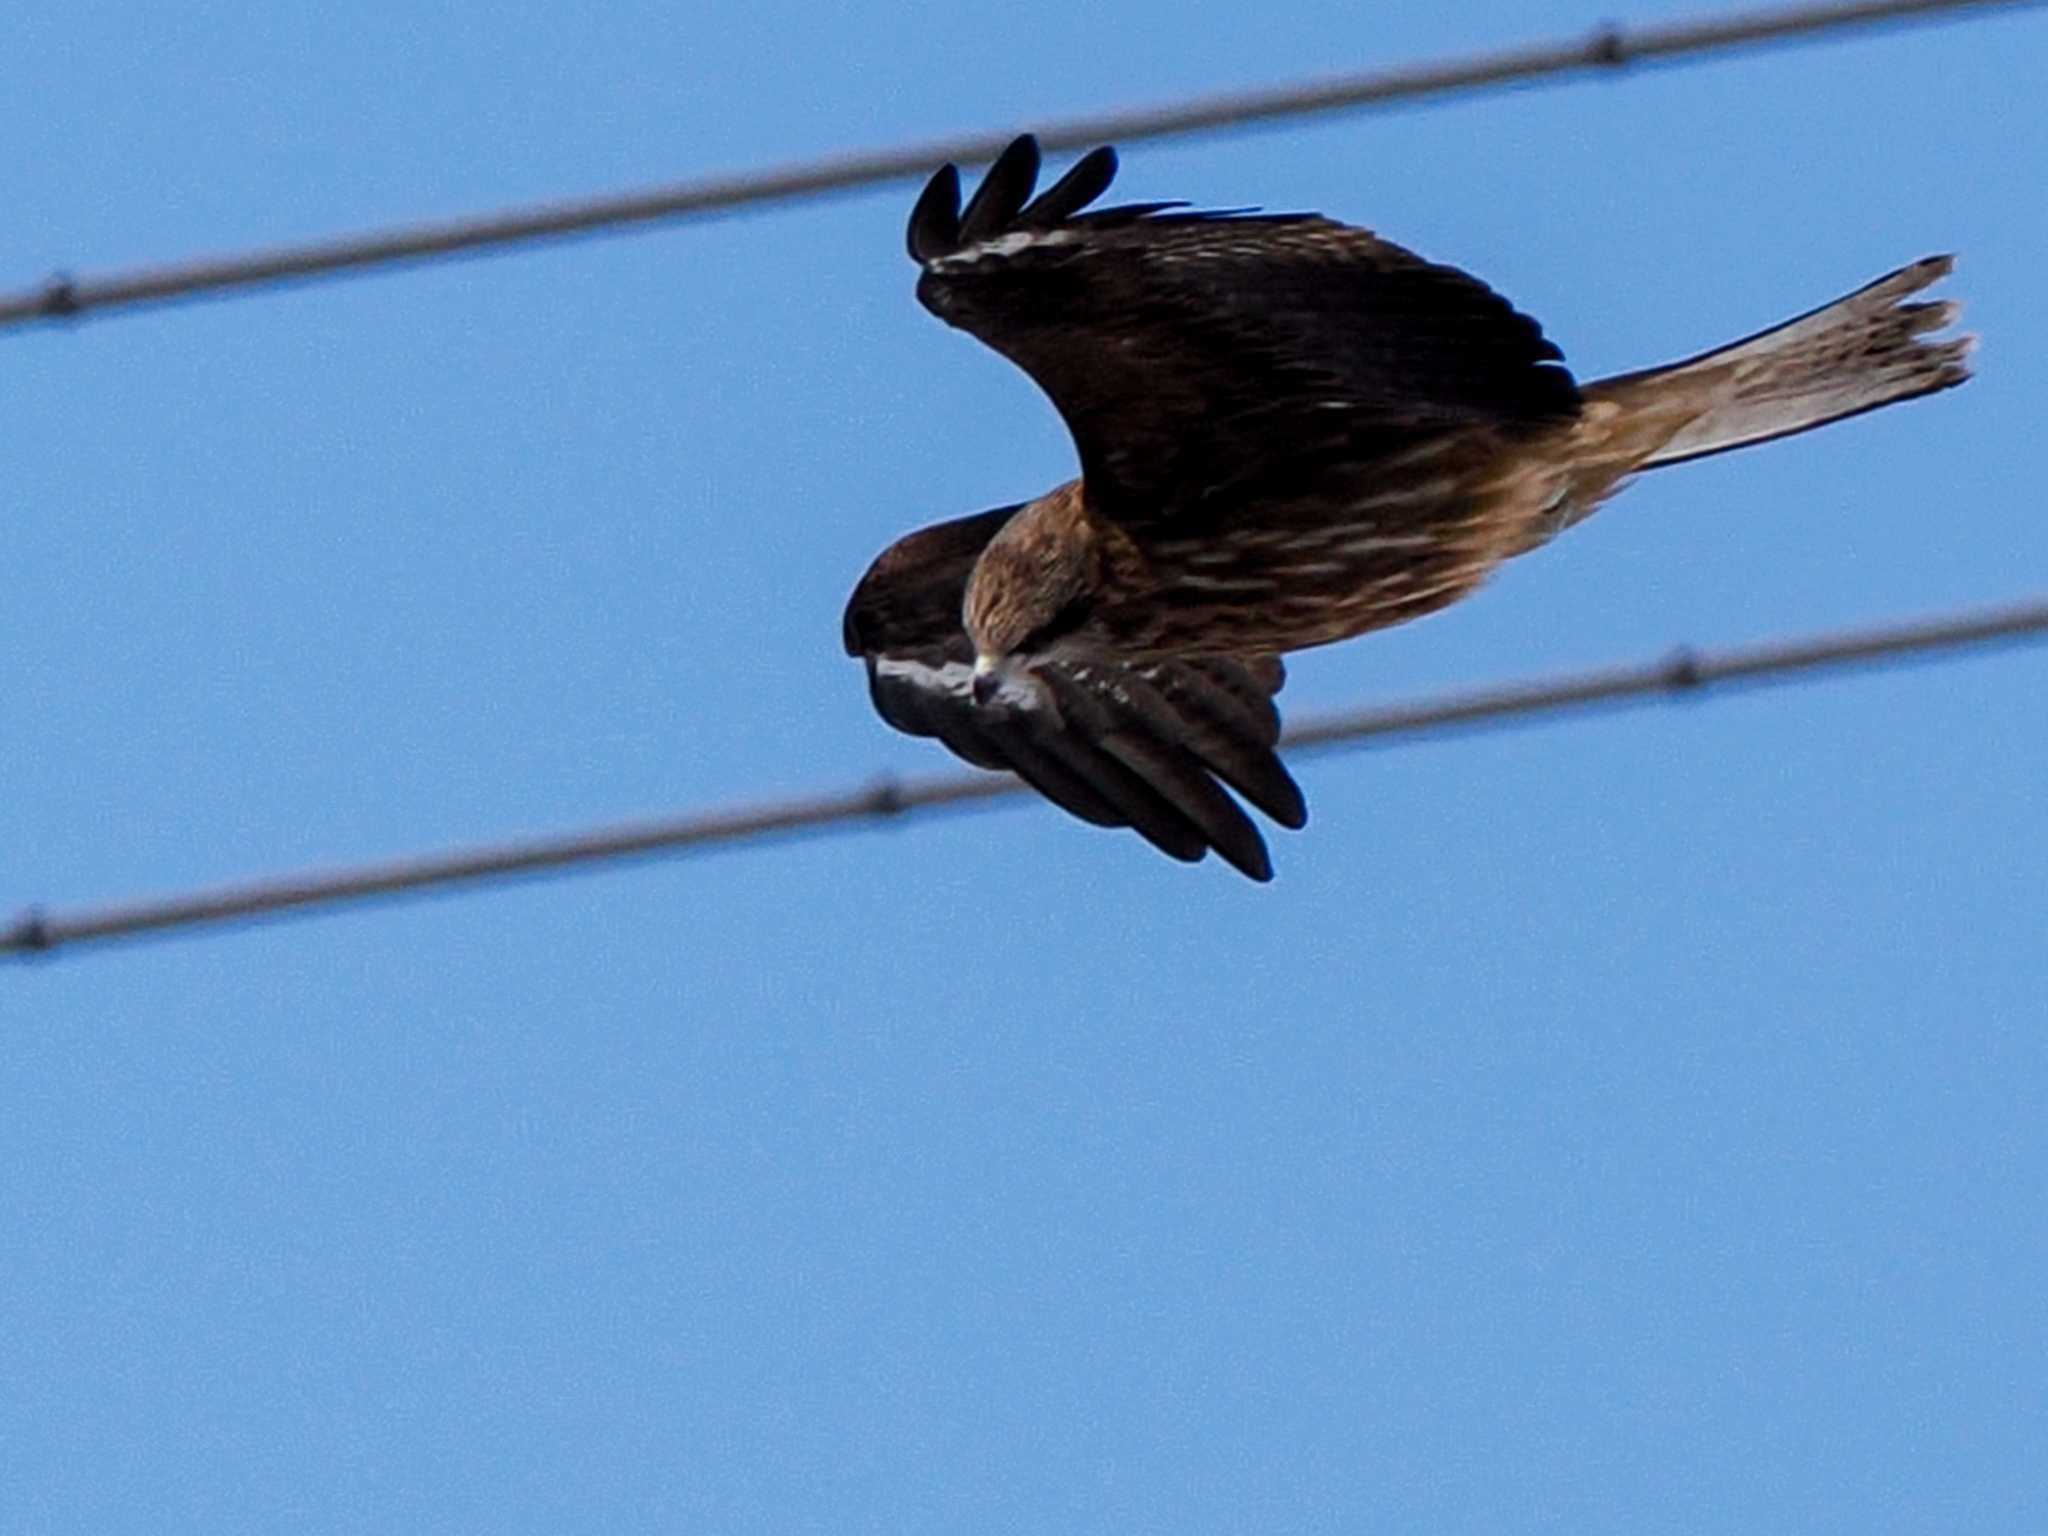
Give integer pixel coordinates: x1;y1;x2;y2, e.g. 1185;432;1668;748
842;135;1972;879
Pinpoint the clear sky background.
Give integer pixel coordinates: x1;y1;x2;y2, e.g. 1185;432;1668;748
4;2;2044;1530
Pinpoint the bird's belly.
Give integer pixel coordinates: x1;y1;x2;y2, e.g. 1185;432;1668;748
1127;513;1519;656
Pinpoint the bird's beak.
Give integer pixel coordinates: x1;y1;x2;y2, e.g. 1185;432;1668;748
971;654;1000;707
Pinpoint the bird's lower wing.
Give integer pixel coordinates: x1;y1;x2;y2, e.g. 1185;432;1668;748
863;643;1305;881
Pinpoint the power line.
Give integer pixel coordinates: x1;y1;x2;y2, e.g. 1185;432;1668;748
3;0;2033;331
5;594;2041;960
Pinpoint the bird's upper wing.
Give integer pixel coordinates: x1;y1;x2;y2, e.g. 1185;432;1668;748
844;508;1306;880
908;135;1581;524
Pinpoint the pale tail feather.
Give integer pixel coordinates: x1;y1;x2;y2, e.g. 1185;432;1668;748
1586;255;1975;471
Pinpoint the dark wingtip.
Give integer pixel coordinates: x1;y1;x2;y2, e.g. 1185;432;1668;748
956;134;1041;248
913;139;1125;264
1266;774;1309;832
906;162;962;263
1019;144;1118;227
1228;835;1276;883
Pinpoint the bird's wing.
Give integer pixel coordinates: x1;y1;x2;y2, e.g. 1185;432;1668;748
844;509;1306;880
908;135;1581;524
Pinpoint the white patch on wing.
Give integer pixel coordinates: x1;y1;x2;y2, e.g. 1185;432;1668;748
927;227;1082;270
985;663;1048;712
876;653;1050;714
874;654;973;699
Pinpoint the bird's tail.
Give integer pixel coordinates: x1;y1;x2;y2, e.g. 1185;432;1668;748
1571;256;1973;492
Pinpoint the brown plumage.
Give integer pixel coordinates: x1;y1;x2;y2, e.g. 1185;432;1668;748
844;134;1973;880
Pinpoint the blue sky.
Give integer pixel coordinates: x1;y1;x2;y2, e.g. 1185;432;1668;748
4;1;2044;1530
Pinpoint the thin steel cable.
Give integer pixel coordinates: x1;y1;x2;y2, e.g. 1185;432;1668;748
2;0;2034;330
6;595;2042;959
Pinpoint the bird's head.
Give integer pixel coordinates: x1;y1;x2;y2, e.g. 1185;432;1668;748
962;487;1097;705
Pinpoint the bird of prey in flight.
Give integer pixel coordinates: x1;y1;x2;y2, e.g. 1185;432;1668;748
842;134;1972;880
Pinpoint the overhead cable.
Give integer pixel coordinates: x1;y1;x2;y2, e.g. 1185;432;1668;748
6;594;2042;959
0;0;2033;330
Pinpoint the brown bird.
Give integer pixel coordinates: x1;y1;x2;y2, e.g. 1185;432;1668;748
843;135;1972;880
